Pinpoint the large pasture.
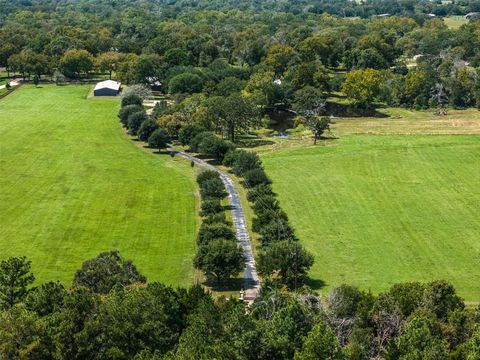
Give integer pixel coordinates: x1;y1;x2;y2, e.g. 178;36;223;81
0;85;197;285
261;133;480;300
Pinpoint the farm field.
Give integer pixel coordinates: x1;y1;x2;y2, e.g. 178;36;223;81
0;85;197;285
443;15;468;29
261;133;480;300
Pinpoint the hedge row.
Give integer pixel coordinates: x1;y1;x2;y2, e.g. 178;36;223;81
193;170;245;283
118;94;169;151
225;150;314;289
183;130;314;290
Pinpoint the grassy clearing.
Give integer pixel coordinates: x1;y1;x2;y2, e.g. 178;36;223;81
336;108;480;135
260;132;480;300
443;15;468;29
252;108;480;155
0;85;198;286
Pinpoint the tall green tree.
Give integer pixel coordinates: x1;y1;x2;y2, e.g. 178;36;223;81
342;68;383;108
194;240;244;283
207;93;260;142
257;240;314;290
73;251;146;294
0;256;35;310
294;321;343;360
60;49;94;78
148;128;170;152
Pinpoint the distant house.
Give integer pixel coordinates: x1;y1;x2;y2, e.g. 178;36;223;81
375;13;391;18
94;80;121;96
465;12;480;20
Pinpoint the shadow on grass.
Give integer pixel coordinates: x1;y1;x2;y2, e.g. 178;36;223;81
307;277;327;291
237;137;275;148
235;133;275;148
203;277;244;293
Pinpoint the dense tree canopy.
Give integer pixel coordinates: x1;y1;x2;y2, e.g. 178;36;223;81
73;251;146;294
1;254;478;359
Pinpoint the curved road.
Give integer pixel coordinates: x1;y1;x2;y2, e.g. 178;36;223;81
168;146;260;303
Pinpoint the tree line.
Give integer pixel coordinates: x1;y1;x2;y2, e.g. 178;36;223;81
117;92;314;288
2;0;480;114
2;0;480;23
1;254;479;359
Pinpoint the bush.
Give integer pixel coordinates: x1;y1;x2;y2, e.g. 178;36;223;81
148;128;170;151
197;223;236;245
231;150;262;175
222;149;242;167
202;212;230;226
197;134;232;161
326;285;365;318
190;131;232;161
243;168;271;188
137;119;159;142
200;199;223;217
189;131;212;152
118;104;143;127
179;124;207;146
252;208;289;233
121;84;152;100
200;178;227;200
197;170;220;187
127;111;148;135
259;219;296;245
121;94;143;107
252;195;280;214
246;184;275;203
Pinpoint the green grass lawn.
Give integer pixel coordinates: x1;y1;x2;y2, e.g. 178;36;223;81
443;15;468;29
261;135;480;300
0;85;198;286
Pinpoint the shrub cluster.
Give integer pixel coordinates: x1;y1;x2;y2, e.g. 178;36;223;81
1;254;478;359
193;170;244;283
222;149;313;289
170;127;312;289
188;131;233;162
117;95;170;151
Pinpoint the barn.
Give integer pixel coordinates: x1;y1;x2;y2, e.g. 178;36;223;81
93;80;121;96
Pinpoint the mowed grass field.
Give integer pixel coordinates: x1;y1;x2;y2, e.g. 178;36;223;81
261;134;480;300
0;85;197;285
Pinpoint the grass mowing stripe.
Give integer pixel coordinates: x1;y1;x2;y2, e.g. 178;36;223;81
0;85;197;286
261;135;480;300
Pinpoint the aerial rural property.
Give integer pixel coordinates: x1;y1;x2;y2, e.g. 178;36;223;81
0;0;479;358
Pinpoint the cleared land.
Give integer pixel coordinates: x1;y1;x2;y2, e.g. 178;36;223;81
261;132;480;300
444;15;468;29
0;85;197;285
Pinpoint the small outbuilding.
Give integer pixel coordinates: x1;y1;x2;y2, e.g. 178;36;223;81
94;80;121;96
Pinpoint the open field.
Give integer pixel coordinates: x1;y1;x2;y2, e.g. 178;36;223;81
0;85;197;285
252;107;480;154
443;15;468;29
261;133;480;300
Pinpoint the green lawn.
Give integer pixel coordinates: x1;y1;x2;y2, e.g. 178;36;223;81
443;15;468;29
0;85;197;286
261;135;480;300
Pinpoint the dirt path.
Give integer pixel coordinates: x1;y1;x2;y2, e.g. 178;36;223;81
168;146;260;304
